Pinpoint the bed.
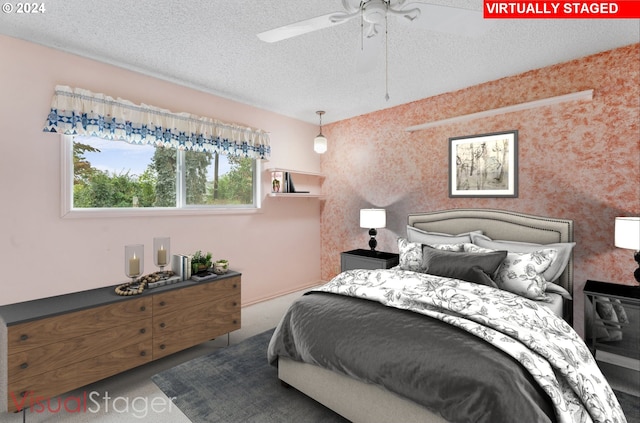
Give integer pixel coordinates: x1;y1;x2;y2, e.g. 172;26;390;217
268;209;626;423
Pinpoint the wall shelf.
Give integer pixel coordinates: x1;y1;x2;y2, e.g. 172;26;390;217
266;192;324;198
265;168;324;199
265;168;325;178
405;89;594;132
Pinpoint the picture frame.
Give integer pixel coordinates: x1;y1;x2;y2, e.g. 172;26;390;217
449;130;518;198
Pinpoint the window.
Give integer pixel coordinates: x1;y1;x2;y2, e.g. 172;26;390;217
63;136;260;216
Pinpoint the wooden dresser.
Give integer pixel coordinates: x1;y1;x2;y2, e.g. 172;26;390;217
0;272;241;413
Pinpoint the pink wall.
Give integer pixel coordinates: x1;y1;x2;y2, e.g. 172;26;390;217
0;35;321;307
320;44;640;333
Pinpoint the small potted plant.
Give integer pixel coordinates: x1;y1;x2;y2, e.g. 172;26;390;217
192;250;212;274
213;259;229;274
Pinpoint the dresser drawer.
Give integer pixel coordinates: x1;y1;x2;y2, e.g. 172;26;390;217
154;296;240;335
153;276;240;316
7;340;152;413
8;319;151;383
153;309;241;359
7;297;152;354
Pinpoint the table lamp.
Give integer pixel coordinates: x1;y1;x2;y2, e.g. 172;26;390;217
360;209;386;251
615;216;640;283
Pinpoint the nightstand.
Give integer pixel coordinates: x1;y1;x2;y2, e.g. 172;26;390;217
584;280;640;371
340;249;399;272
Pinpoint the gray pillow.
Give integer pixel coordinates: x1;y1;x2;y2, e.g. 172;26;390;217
407;226;482;245
470;233;575;282
421;245;507;288
398;238;466;272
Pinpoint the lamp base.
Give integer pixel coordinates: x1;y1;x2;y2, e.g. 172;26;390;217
368;228;378;251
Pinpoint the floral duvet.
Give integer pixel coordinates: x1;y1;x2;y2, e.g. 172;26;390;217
268;268;626;423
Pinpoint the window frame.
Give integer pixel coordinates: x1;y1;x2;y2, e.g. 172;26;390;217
60;135;262;218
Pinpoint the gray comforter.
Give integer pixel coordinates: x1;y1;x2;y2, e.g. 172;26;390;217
268;269;626;423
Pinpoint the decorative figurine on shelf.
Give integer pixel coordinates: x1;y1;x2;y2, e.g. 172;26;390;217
272;177;281;192
191;250;213;275
213;259;229;274
114;270;176;296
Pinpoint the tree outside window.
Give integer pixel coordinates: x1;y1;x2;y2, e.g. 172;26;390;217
72;136;256;209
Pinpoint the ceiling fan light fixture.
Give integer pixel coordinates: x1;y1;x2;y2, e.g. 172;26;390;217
363;0;387;24
257;1;491;101
314;111;327;154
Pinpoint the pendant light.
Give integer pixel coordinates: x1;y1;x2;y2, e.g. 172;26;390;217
314;111;327;154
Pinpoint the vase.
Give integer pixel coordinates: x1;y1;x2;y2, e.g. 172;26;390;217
213;261;229;274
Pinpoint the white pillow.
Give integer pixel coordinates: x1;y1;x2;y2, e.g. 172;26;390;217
470;233;575;282
463;243;493;254
495;249;557;301
407;226;482;245
545;283;572;300
397;238;422;272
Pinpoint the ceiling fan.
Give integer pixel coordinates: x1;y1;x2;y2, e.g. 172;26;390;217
257;0;492;43
257;0;493;100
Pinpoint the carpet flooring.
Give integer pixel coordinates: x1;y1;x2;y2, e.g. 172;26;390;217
152;329;639;423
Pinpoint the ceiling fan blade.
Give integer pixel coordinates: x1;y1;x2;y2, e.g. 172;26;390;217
400;3;495;37
257;12;354;43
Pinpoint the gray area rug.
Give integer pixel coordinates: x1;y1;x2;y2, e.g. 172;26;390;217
618;390;640;423
153;329;639;423
152;329;348;422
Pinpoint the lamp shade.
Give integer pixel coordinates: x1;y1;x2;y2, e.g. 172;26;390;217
360;209;386;229
615;217;640;250
314;134;327;154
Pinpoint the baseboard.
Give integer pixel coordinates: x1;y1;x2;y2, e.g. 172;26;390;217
241;280;326;307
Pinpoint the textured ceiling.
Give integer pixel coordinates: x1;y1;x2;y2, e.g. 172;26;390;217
1;0;638;124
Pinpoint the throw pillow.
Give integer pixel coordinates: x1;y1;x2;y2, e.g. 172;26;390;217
398;238;422;272
470;233;574;282
398;239;466;272
494;249;557;301
421;245;507;288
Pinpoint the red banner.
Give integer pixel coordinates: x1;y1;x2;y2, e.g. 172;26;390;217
484;1;640;18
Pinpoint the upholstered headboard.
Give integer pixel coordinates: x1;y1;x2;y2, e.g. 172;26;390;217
407;209;574;323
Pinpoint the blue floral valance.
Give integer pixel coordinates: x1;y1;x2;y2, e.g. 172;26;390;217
43;85;270;159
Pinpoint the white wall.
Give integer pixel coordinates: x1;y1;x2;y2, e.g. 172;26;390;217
0;35;322;306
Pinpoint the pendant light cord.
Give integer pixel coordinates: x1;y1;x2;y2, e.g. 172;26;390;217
385;7;389;101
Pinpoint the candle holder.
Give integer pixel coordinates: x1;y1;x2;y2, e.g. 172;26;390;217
153;237;171;278
125;244;144;282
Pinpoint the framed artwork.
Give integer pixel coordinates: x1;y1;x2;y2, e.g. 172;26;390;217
449;130;518;198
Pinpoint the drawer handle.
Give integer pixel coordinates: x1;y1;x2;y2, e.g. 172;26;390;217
20;334;28;341
140;306;146;312
233;302;237;306
233;320;238;324
160;344;166;350
140;328;146;334
140;351;146;357
160;323;166;328
233;284;237;289
159;301;166;306
20;363;28;369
